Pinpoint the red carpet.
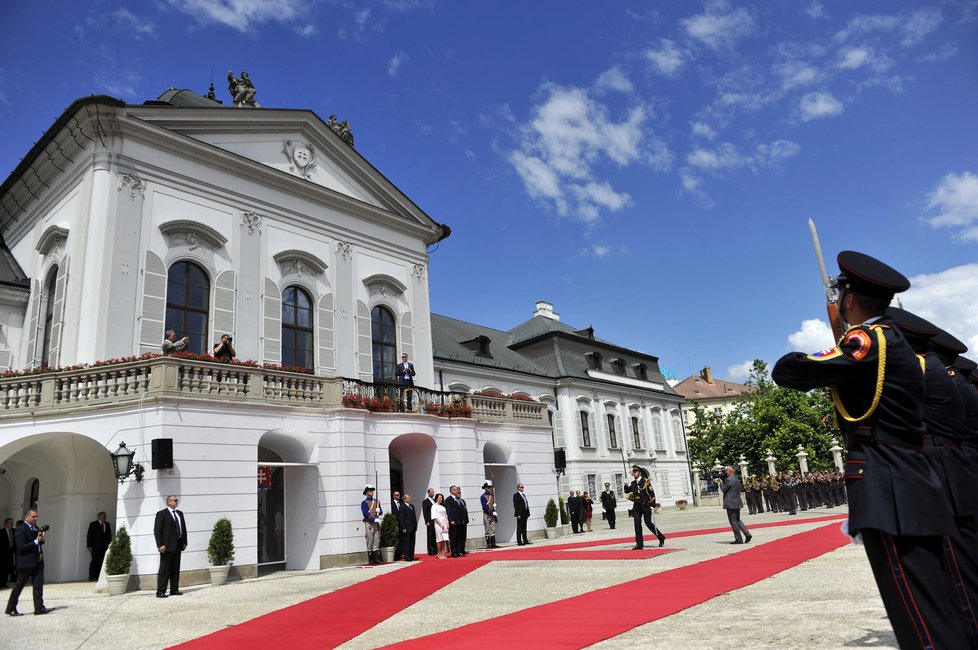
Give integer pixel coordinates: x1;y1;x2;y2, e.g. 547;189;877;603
387;522;849;649
173;513;847;649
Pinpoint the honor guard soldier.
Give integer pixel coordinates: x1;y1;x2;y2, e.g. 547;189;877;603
481;481;498;548
772;251;972;649
361;485;383;565
623;465;666;549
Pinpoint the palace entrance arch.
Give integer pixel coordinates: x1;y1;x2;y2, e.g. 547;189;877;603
388;433;437;555
257;430;318;574
484;441;519;544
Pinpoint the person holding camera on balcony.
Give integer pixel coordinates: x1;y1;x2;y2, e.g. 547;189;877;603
213;334;236;360
162;329;188;355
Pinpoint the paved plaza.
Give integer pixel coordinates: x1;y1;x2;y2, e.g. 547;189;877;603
4;503;897;649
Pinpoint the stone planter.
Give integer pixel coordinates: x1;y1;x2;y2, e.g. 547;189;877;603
544;527;558;540
561;524;571;537
106;574;129;596
380;546;395;563
209;565;230;586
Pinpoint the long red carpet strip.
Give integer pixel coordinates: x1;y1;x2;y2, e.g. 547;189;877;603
387;522;849;649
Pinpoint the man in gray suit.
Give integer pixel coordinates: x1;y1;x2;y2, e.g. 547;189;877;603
720;466;752;545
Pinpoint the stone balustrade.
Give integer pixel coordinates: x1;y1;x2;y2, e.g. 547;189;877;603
0;358;548;425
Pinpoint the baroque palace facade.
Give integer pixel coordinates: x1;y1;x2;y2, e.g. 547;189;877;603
0;86;688;588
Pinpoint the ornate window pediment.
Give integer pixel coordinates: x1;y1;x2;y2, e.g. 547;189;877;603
36;225;69;257
159;220;228;251
362;273;407;298
273;249;328;277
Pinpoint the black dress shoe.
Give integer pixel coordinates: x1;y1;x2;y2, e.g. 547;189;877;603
156;593;168;598
170;591;184;596
658;537;666;547
731;540;744;544
6;608;20;616
34;607;51;615
745;534;752;544
631;545;644;550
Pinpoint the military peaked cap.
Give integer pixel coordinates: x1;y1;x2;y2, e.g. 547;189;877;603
932;328;968;356
887;307;939;342
953;356;976;373
834;251;910;300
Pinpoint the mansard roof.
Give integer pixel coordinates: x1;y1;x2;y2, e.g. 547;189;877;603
431;313;552;377
0;234;29;290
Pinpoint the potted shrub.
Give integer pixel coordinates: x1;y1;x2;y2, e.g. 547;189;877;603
675;499;689;511
379;513;399;563
207;517;235;586
544;498;559;539
558;496;570;536
104;525;132;595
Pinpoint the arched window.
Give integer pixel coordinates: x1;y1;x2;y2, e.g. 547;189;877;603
281;286;314;370
371;305;397;382
165;261;209;354
40;267;58;367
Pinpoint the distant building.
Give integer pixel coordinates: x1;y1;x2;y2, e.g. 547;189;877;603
672;367;753;429
432;301;693;509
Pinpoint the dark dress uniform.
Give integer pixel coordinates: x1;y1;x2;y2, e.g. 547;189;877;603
623;466;665;549
772;251;971;650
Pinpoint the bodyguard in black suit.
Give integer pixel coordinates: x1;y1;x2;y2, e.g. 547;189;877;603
391;491;404;561
396;495;419;561
772;251;972;649
86;512;112;582
5;509;50;616
567;491;581;533
0;518;15;587
445;486;468;557
154;495;188;598
513;483;531;545
422;488;437;556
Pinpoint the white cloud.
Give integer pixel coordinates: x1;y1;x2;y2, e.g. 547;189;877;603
166;0;309;33
798;91;844;121
690;121;716;139
581;244;612;258
681;0;754;51
756;139;801;162
902;263;978;354
388;51;409;77
727;360;755;382
645;38;684;77
510;83;667;221
595;66;634;93
837;46;872;69
686;139;799;171
787;318;835;352
804;2;827;20
922;171;978;241
900;8;942;46
295;23;317;37
107;8;157;38
835;8;942;47
776;61;820;90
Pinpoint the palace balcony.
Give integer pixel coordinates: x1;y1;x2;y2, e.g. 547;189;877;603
0;356;549;425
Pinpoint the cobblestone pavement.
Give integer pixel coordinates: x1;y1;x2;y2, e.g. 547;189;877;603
3;504;897;649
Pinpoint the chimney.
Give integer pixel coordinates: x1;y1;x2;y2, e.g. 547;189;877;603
533;300;560;321
700;366;713;383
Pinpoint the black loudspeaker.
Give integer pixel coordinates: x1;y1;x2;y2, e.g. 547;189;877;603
554;448;566;470
152;438;174;469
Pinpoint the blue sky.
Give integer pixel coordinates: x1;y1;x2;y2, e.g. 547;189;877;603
1;1;977;382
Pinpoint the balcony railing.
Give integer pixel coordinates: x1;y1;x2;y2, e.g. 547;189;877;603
0;358;548;425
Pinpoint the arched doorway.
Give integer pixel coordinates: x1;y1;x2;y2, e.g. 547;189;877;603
388;433;437;555
0;433;116;582
484;441;519;544
257;430;319;574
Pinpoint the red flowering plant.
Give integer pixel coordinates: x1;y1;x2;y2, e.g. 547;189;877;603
472;389;536;402
508;393;536;402
473;389;504;397
342;394;397;412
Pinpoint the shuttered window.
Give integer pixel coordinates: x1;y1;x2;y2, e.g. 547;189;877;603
165;261;209;355
371;305;397;381
282;286;314;371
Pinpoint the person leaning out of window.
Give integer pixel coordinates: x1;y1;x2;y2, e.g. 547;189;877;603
213;334;236;360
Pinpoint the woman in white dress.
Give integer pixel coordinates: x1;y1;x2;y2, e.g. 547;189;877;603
431;493;450;559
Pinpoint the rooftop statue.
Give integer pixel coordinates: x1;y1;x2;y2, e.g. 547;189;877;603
227;70;260;108
327;114;355;148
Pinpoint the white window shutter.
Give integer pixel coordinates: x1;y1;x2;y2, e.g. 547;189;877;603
553;410;565;448
139;253;167;354
263;278;281;364
213;271;235;341
45;259;69;367
318;293;335;374
673;418;685;450
0;350;10;370
356;300;372;381
400;311;413;360
25;280;41;366
638;417;646;448
588;412;596;447
615;415;622;448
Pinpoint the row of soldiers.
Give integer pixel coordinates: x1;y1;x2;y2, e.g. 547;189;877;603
743;470;846;515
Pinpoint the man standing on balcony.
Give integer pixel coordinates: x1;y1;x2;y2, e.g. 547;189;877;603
162;330;188;355
396;353;416;412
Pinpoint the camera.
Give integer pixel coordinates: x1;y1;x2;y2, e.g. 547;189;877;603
709;469;725;481
39;524;50;532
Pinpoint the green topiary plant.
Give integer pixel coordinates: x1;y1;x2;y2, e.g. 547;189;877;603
558;496;569;525
380;512;400;548
207;517;235;566
105;525;132;575
544;498;559;528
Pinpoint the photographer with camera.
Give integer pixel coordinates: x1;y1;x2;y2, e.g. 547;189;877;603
5;509;52;616
213;334;236;360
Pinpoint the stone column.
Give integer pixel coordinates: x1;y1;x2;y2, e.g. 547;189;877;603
829;438;844;472
795;444;809;476
712;459;724;507
738;454;749;482
765;449;777;476
691;462;702;507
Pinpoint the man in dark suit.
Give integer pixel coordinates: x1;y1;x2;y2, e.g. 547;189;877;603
720;466;751;544
154;495;188;598
86;511;112;581
623;465;666;549
1;518;15;587
445;485;468;557
600;482;617;530
422;488;437;556
397;494;419;561
391;490;404;561
513;483;531;545
395;353;416;411
567;490;580;533
5;509;50;616
772;251;971;648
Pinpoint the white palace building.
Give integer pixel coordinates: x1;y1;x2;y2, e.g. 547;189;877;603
0;85;689;588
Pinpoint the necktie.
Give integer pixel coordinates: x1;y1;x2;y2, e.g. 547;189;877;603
172;510;181;536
